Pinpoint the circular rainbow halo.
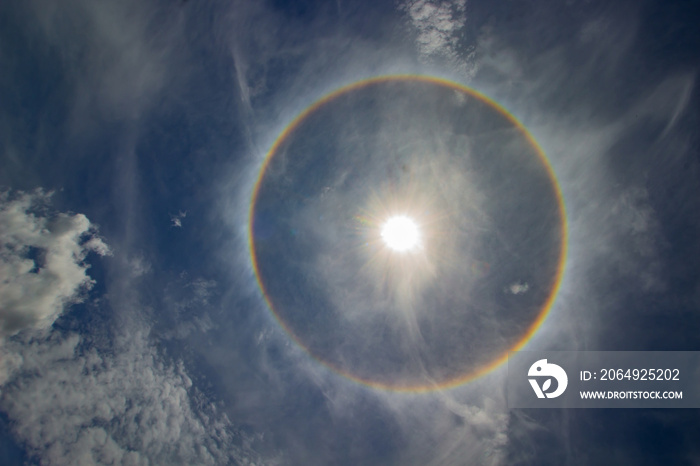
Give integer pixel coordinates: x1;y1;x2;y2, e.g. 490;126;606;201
249;76;567;392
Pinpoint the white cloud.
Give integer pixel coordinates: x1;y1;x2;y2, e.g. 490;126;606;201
170;211;187;228
507;282;529;295
399;0;476;77
0;347;22;387
0;331;260;466
159;277;218;340
128;254;152;277
188;277;216;300
0;190;110;338
606;186;665;292
0;191;260;464
161;314;216;341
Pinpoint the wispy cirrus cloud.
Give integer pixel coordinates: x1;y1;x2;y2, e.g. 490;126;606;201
26;0;181;124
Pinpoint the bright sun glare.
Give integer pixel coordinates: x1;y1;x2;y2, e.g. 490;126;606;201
381;216;421;252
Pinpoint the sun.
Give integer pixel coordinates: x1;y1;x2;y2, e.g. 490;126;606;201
381;216;421;252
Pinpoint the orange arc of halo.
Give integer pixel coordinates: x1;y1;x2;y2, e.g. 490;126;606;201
248;75;569;393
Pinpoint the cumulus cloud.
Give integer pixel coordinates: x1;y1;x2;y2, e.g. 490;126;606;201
0;190;110;338
0;331;260;466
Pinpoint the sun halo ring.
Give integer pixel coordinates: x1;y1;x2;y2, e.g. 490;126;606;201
248;75;568;393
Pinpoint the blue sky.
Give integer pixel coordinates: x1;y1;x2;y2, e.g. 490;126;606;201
1;0;699;464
